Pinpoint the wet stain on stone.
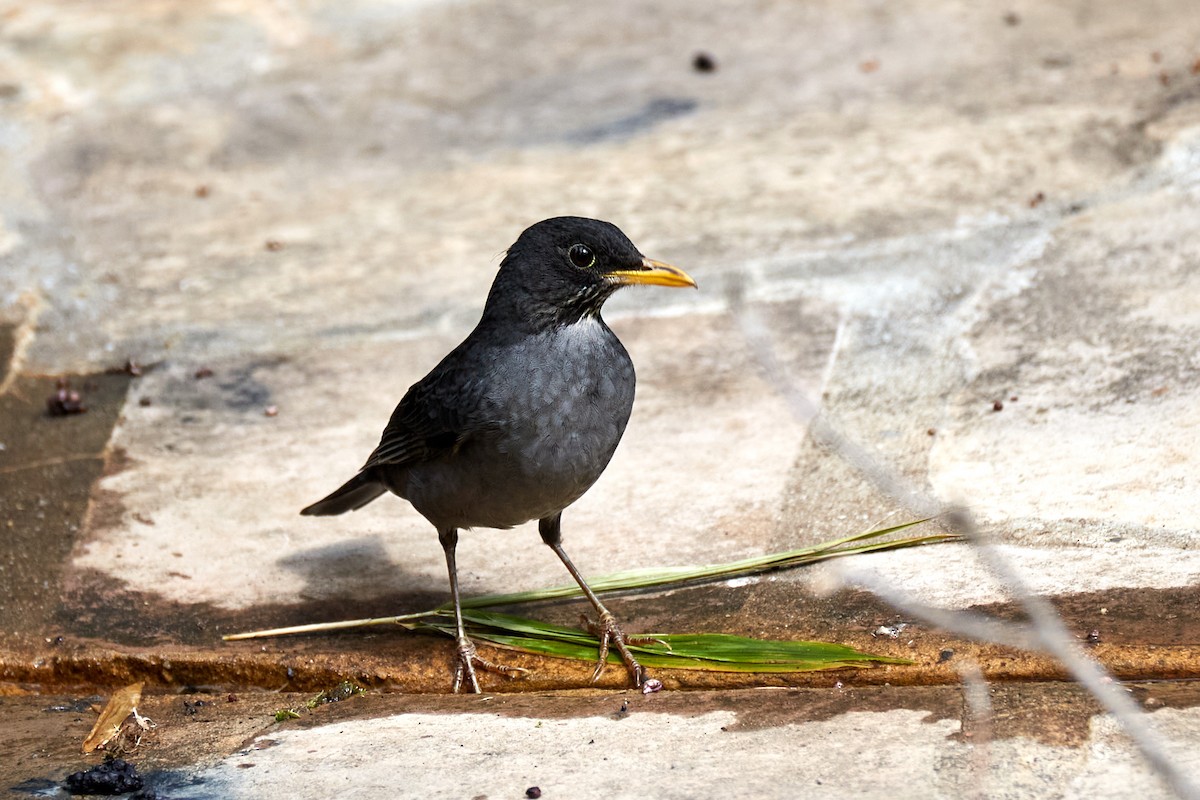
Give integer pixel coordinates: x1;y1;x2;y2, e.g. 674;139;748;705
55;567;448;648
971;585;1200;647
566;97;697;144
0;368;132;652
216;358;286;411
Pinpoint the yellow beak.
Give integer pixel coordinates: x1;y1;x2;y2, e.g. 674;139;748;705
606;257;698;289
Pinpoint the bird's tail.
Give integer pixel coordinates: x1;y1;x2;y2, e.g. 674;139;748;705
300;470;386;516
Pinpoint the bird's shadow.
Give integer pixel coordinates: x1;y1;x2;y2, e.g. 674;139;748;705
274;535;447;619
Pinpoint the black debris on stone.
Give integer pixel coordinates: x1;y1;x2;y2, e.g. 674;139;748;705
64;757;144;795
692;51;717;72
47;378;87;416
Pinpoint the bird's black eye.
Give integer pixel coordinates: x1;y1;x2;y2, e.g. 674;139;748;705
567;243;596;269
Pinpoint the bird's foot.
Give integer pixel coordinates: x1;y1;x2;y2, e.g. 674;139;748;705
580;611;659;687
451;636;530;694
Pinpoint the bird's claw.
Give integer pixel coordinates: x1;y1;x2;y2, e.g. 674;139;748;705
580;612;648;687
451;636;529;694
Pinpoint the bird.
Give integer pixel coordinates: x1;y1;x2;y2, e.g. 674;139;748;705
301;217;696;692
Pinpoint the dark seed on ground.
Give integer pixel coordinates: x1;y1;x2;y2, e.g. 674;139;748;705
692;52;717;72
47;378;86;416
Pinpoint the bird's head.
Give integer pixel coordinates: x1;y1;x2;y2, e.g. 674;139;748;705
487;217;696;329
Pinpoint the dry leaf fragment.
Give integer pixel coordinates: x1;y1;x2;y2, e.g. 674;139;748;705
82;682;144;753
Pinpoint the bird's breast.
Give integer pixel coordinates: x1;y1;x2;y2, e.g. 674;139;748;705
501;320;635;483
400;318;637;530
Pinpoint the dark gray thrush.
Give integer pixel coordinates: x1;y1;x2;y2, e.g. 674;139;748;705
301;216;696;692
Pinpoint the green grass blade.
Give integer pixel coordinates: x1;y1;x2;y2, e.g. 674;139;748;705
413;609;909;673
223;518;956;663
457;518;953;610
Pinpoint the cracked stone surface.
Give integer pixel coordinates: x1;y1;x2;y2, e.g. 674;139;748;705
1;0;1199;797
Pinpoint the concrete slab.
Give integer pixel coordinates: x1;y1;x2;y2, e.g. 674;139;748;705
1;0;1199;797
5;685;1200;799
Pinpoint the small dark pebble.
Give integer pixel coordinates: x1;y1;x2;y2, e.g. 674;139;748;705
64;757;144;795
692;52;717;73
139;397;152;407
926;427;937;436
992;400;1004;412
183;699;208;716
938;648;955;663
1028;191;1045;208
194;366;214;379
1009;395;1018;402
1085;629;1101;645
47;378;87;416
526;788;542;799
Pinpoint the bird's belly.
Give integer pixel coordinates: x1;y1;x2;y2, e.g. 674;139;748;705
398;432;619;529
396;350;634;530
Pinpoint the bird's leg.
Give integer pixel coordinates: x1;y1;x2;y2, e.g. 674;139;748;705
539;514;647;687
439;527;528;693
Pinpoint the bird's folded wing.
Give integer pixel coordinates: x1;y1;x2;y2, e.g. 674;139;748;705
361;366;489;470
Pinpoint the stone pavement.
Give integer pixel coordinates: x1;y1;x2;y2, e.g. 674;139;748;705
1;0;1199;797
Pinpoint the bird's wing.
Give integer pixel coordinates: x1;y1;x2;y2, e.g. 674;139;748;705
361;360;493;471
